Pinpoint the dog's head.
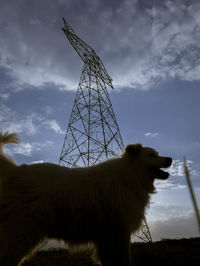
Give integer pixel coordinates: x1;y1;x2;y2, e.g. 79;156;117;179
124;144;172;180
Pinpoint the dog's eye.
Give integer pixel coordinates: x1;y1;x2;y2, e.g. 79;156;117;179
149;154;157;158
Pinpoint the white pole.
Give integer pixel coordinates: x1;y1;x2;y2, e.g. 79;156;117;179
184;158;200;235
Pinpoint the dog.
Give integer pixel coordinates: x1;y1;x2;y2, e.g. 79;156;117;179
0;132;172;266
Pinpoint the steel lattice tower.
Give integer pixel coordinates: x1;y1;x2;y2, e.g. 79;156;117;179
59;17;152;242
59;18;124;167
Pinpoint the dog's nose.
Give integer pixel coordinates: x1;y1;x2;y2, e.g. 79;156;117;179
166;157;172;166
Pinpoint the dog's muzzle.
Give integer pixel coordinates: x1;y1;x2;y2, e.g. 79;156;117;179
150;157;172;180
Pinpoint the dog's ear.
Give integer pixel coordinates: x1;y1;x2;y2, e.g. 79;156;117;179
125;144;142;156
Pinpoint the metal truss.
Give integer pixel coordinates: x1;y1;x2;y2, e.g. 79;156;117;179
59;18;123;167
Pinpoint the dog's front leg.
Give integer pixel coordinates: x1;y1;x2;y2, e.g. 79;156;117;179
97;232;131;266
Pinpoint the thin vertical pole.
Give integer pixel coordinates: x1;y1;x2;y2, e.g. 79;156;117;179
184;158;200;235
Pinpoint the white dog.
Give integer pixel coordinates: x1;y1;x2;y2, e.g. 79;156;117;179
0;132;172;266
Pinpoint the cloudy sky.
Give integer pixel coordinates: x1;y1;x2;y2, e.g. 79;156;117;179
0;0;200;242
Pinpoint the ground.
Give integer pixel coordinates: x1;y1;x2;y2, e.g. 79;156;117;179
21;238;200;266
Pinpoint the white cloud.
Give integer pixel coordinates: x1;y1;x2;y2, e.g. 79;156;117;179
149;210;199;241
169;159;197;177
155;180;186;191
6;115;38;135
99;1;200;90
0;104;39;135
133;207;199;241
153;159;197;191
0;93;10;100
43;120;65;134
4;142;34;157
0;103;64;136
4;140;55;158
42;106;53;116
0;1;78;92
31;160;45;164
144;132;159;137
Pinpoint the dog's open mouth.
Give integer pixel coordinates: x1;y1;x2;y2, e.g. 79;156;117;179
150;167;170;180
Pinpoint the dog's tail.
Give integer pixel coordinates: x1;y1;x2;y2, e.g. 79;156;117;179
0;132;19;153
0;132;19;179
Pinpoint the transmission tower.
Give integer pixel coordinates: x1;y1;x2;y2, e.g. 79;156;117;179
59;18;123;167
59;17;152;242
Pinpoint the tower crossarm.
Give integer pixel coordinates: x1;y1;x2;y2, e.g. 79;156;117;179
62;17;113;88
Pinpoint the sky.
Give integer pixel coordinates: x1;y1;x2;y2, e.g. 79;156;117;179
0;0;200;242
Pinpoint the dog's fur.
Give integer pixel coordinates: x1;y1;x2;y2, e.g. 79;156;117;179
0;132;172;266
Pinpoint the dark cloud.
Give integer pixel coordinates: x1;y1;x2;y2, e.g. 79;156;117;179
0;0;200;92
